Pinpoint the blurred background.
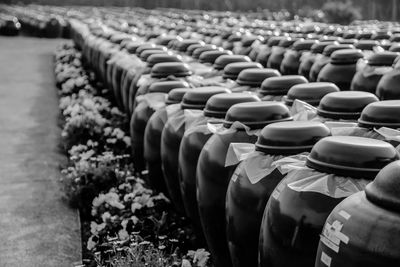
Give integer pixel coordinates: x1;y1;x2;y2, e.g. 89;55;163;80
0;0;398;22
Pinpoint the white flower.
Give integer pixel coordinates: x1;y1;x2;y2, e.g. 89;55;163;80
118;229;129;241
87;235;98;251
181;259;192;267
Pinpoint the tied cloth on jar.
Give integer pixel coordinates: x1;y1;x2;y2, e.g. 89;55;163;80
168;108;208;133
134;93;168;113
330;125;400;151
290;100;359;124
272;155;370;198
188;62;214;77
225;142;306;184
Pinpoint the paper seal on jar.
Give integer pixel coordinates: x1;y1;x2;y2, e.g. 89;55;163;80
291;99;320;121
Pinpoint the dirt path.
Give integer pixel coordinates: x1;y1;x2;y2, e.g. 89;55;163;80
0;36;81;266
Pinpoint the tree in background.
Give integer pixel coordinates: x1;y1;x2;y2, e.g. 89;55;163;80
322;0;362;24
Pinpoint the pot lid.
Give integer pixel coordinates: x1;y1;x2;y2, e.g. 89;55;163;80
367;52;399;66
186;43;205;56
356;32;373;39
390;34;400;42
317;91;379;120
181;87;231;110
372;31;391;40
322;44;354;56
203;93;260;118
260;75;308;96
236;68;281;87
278;37;298;48
199;50;232;64
136;44;166;56
223;62;263;80
310;41;337;54
227;33;242;42
365;160;400;212
342;32;356;39
213;55;252;70
241;35;258;47
293;39;318;51
256;121;330;155
223;101;292;129
151;62;192;78
148;80;190;94
354;40;380;51
125;42;143;54
306;136;399;179
283;82;340;106
156;35;178;46
267;36;286;47
140;49;168;61
166;88;192;105
358;100;400;129
330;49;364;64
389;43;400;52
176;39;205;52
192;45;218;59
147;54;183;68
338;38;358;45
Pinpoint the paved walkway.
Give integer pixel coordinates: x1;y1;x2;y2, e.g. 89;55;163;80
0;37;81;266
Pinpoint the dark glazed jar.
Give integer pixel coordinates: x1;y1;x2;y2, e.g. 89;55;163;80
315;160;400;267
144;88;192;196
259;136;399;267
226;121;330;267
376;58;400;100
161;87;230;213
255;36;286;66
350;52;398;93
178;93;261;246
197;102;292;267
309;44;354;82
317;49;364;91
299;41;336;79
280;39;317;75
317;91;379;121
283;82;340;106
259;75;308;101
267;37;298;70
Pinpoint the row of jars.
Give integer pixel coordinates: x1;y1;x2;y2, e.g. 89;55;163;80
68;13;400;267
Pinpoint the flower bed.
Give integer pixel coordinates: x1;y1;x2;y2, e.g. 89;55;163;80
55;43;210;267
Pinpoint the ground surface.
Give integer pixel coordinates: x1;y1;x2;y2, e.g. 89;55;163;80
0;36;81;266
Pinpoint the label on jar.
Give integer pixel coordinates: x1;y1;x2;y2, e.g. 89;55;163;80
231;164;244;183
321;220;349;253
320;251;332;267
338;210;351;220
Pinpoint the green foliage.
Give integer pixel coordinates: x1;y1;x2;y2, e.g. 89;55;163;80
322;0;362;24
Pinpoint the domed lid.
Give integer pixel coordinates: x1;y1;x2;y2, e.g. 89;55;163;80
338;38;358;45
356;32;373;40
166;88;192;105
307;136;399;179
389;43;400;52
213;55;252;70
358;100;400;129
223;102;292;129
241;35;258;47
330;49;364;64
354;40;380;51
317;91;379;120
260;75;308;96
367;52;399;66
147;54;183;68
177;39;204;52
278;37;298;48
390;34;400;42
227;33;242;42
199;50;232;64
365;161;400;212
372;30;391;40
267;36;286;47
186;43;204;55
342;31;356;39
136;44;166;56
283;82;340;106
256;121;330;155
125;42;143;54
223;62;263;80
151;62;192;78
192;45;218;59
203;93;261;118
156;35;178;46
181;87;230;110
148;80;190;94
236;68;281;87
323;44;354;56
140;49;168;61
293;39;318;51
310;41;337;54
